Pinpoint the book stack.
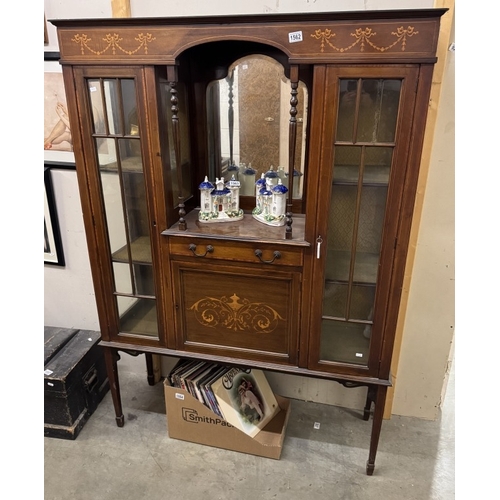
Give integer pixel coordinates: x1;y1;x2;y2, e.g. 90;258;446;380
167;360;280;437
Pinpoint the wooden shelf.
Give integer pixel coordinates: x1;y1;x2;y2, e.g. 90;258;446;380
320;320;371;365
163;209;309;247
119;299;158;337
99;156;144;173
333;165;390;185
112;236;152;264
326;250;379;284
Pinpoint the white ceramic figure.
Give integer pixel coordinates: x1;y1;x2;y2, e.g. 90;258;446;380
264;165;279;188
271;179;288;219
255;173;266;199
198;176;243;223
226;175;241;213
198;176;214;218
252;177;288;226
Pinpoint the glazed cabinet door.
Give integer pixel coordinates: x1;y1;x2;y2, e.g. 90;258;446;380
307;66;420;377
72;66;169;346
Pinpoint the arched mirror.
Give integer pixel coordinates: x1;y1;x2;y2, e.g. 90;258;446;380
206;55;308;203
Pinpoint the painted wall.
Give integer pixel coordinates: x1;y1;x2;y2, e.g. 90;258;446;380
392;10;455;418
43;0;454;419
44;169;100;331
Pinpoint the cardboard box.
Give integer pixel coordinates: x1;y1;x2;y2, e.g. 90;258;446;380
164;380;291;459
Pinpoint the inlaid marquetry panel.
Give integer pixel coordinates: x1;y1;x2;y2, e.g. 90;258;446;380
53;13;442;64
170;259;301;364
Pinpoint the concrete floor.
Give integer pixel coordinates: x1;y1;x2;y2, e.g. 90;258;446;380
44;354;454;500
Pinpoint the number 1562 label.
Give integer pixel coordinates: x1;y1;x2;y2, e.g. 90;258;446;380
288;31;303;43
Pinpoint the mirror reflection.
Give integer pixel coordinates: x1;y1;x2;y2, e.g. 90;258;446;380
207;55;308;199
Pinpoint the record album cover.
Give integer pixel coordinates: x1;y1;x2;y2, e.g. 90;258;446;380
211;367;280;437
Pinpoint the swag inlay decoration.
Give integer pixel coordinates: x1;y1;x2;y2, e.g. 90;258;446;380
72;32;157;55
310;25;419;53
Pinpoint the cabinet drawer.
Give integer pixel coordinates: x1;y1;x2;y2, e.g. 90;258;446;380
168;237;303;267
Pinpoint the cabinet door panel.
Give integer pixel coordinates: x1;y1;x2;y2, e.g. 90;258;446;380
74;67;167;343
308;66;419;376
171;260;300;364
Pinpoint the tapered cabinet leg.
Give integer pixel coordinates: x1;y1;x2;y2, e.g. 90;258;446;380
366;385;388;475
104;347;124;427
145;352;155;386
145;353;162;385
363;386;376;421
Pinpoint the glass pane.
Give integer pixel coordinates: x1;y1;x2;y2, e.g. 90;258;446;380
336;79;401;144
121;79;138;136
88;80;106;134
103;79;122;135
117;297;158;337
325;184;356;282
349;285;375;321
320;320;370;365
119;138;143;171
100;170;127;257
323;282;347;318
333;146;361;183
113;262;132;295
364;147;392;185
354;185;388;283
333;137;393;187
358;79;401;143
113;262;155;297
96;137;117;168
133;264;155;296
336;79;358;142
117;139;152;264
90;76;157;339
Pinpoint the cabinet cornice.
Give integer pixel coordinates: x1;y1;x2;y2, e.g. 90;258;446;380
51;10;445;65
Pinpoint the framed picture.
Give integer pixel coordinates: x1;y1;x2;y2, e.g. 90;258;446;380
44;167;65;266
44;52;75;165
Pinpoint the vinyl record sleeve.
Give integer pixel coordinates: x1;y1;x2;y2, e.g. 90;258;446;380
211;367;280;437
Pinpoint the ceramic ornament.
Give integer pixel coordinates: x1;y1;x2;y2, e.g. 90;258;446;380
264;165;279;188
198;176;215;218
255;173;266;198
252;177;289;226
198;176;243;223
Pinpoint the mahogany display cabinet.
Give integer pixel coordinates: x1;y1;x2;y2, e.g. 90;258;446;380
51;8;446;474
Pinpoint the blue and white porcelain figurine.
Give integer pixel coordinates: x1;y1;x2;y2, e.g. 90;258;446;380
198;176;214;216
198;176;244;223
252;177;289;226
264;165;279;188
255;173;266;198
